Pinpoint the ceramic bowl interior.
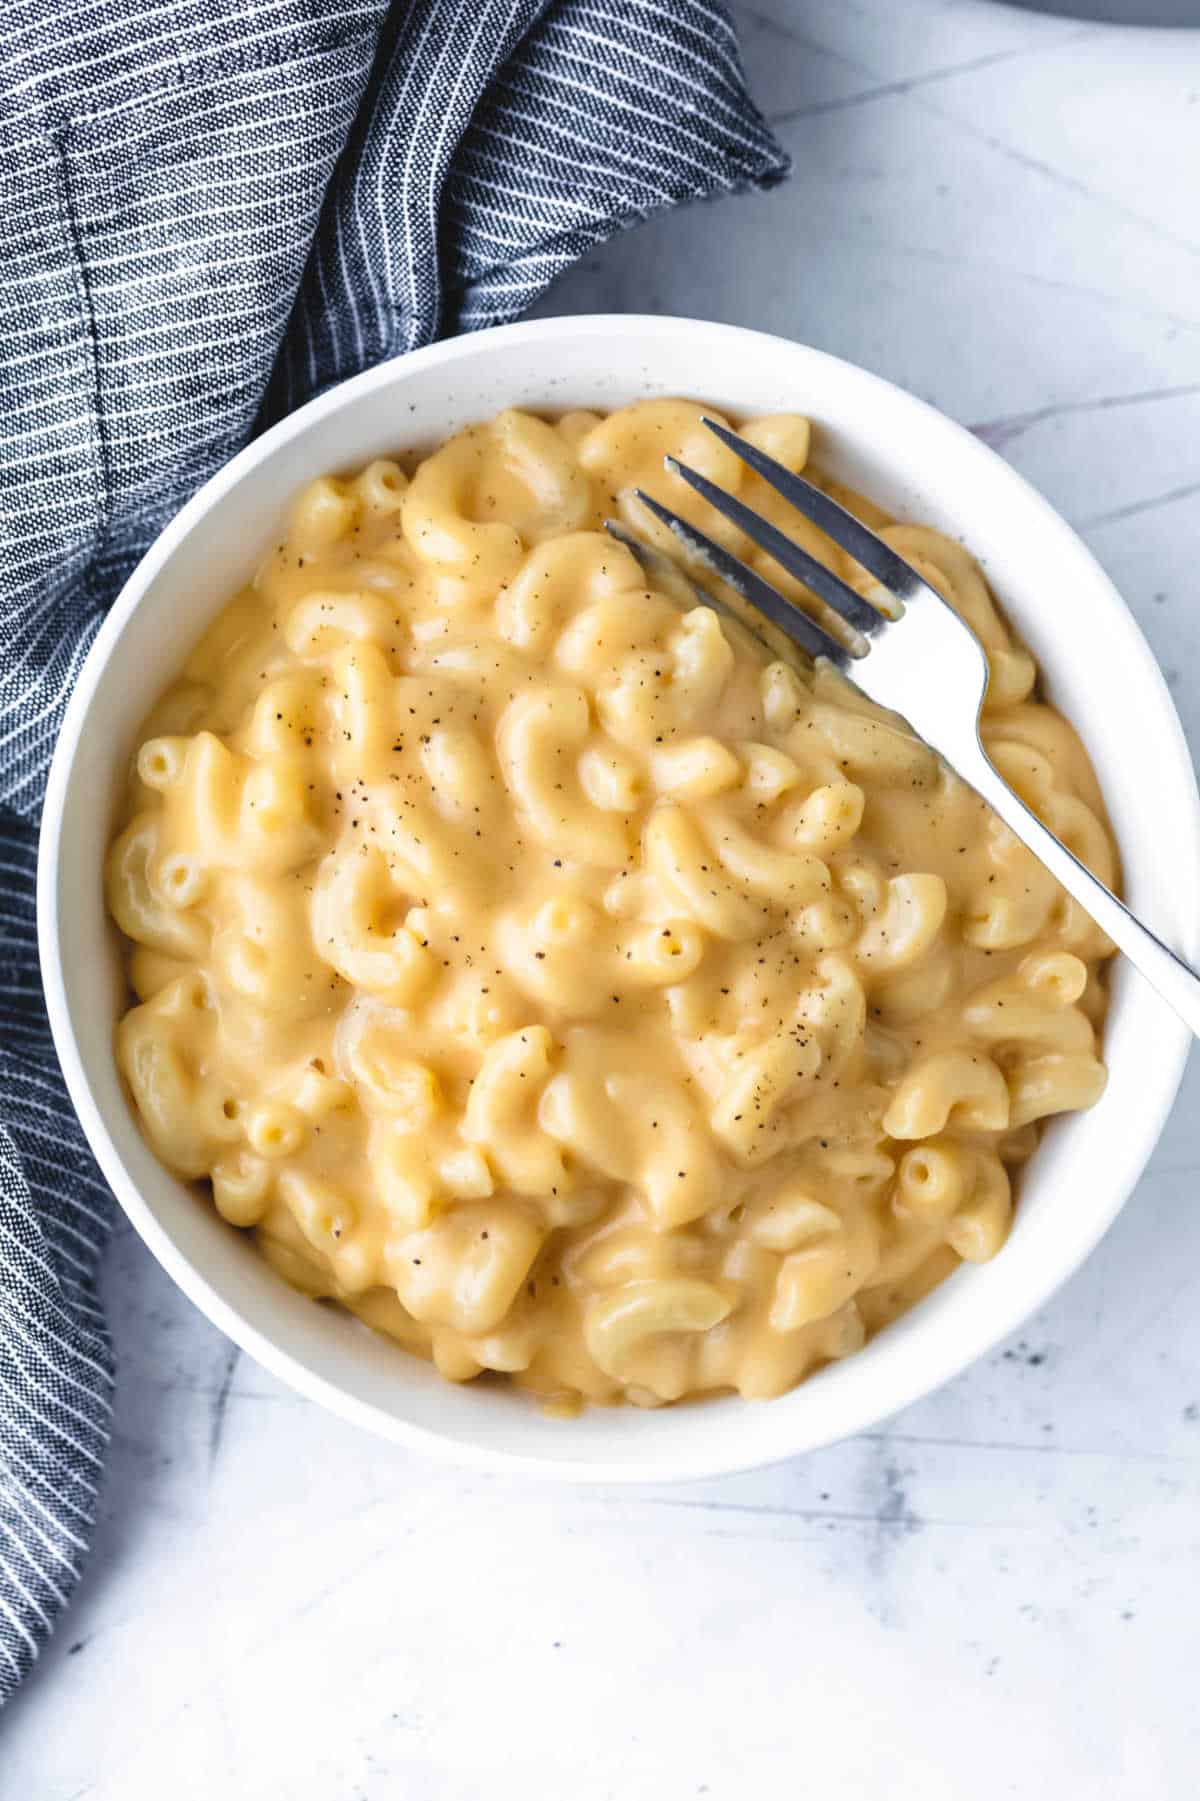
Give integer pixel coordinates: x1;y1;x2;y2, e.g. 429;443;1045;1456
39;315;1200;1482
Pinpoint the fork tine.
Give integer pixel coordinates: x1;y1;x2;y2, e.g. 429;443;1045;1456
700;416;920;603
665;454;886;642
628;492;851;665
605;519;796;667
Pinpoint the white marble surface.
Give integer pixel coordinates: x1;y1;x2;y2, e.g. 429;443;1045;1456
7;2;1200;1795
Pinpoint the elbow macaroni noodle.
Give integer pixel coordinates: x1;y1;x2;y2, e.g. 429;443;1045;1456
107;400;1117;1411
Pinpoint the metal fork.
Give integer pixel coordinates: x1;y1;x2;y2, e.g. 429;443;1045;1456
609;415;1200;1037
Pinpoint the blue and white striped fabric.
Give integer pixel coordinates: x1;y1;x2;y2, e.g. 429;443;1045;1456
0;0;785;1702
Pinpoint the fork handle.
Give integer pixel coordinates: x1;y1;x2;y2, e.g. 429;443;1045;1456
964;748;1200;1038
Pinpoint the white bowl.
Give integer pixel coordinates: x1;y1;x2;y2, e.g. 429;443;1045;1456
39;315;1200;1483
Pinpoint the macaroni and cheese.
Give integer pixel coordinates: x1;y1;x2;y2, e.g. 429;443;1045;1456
106;400;1117;1410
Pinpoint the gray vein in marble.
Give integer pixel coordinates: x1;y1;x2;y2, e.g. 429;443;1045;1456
736;1;1084;69
862;1429;1191;1464
732;2;826;49
912;97;1200;266
764;32;1092;127
629;1493;1013;1532
970;383;1200;448
747;5;1200;266
864;1446;922;1621
1079;477;1200;530
784;233;1200;332
207;1345;240;1470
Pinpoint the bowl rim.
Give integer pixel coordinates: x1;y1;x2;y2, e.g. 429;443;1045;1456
37;312;1200;1483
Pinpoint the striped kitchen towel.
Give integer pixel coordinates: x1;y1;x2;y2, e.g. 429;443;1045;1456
0;0;786;1702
